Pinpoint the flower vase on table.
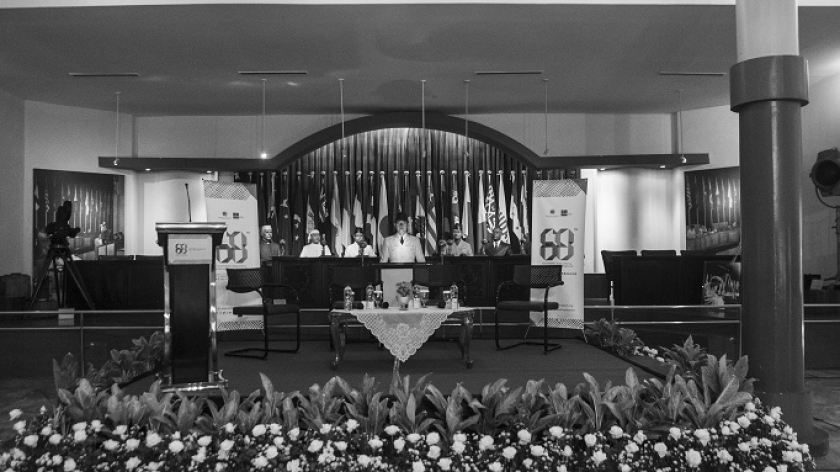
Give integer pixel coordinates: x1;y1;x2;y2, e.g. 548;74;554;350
398;296;411;310
395;281;412;310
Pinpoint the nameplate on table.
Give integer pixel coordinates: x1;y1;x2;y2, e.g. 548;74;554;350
167;234;213;265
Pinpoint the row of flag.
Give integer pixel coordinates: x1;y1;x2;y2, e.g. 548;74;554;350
263;170;531;257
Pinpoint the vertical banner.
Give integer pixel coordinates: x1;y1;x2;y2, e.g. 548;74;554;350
530;179;587;330
203;181;261;331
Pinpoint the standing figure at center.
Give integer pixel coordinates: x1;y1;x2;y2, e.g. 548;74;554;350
380;212;426;263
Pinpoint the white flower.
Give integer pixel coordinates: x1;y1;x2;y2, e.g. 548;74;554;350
685;449;702;468
427;445;441;460
747;412;758;421
73;430;87;443
289;428;300;440
558;466;568;472
23;435;38;447
771;406;782;420
63;458;77;472
71;422;87;432
13;421;26;434
273;436;285;448
412;460;425;472
345;419;359;432
625;442;639;454
268;423;281;435
91;420;102;432
694;428;710;446
517;429;532;444
103;439;119;451
453;433;467;443
763;415;775;425
384;425;400;436
40;425;52;436
592;450;608;466
479;435;494;451
265;446;279;459
763;467;776;472
778;465;788;472
220;439;235;451
368;437;383;450
802;444;810;454
438;458;452;471
738;416;751;428
287;458;302;472
198;435;212;447
633;431;647;444
549;426;564;438
746;401;756;411
308;439;324;452
721;425;732;436
114;425;127;437
125;456;141;470
522;458;533;468
224;423;235;433
738;442;750;452
335;441;347;452
52;454;63;465
653;442;668;458
426;432;440;446
488;461;502;472
502;446;517;460
530;445;545;457
394;438;406;452
192;448;207;463
319;423;332;435
584;433;597;447
610;425;623;439
717;449;733;463
252;424;267;437
125;438;140;451
562;445;573;457
669;427;681;440
253;455;269;468
146;432;161;448
169;440;184;453
148;461;161;471
407;433;421;443
357;455;371;467
451;441;466;454
8;409;22;421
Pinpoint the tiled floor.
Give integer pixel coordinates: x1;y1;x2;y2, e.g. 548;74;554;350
1;368;838;470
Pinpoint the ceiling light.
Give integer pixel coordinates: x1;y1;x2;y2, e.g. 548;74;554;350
339;78;346;159
660;165;667;169
463;79;470;159
421;80;427;159
69;72;139;78
145;168;151;172
475;70;543;76
260;79;268;159
658;71;725;76
113;91;121;166
543;78;550;155
238;70;308;75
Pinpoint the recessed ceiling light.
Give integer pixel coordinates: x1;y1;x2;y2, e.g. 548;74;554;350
658;71;726;76
475;70;544;76
145;168;151;171
660;165;667;169
238;70;308;75
69;72;140;77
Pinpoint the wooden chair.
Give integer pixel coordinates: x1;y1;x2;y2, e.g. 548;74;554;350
224;268;300;359
494;265;563;354
600;250;637;301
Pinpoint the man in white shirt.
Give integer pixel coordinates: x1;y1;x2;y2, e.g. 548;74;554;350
380;212;426;263
344;227;376;258
443;226;473;256
300;229;332;258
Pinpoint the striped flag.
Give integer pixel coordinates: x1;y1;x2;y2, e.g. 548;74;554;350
415;172;426;251
330;173;343;255
477;171;487;245
366;173;377;250
305;172;317;235
451;171;460;229
279;172;291;250
509;172;522;242
293;172;305;254
520;174;529;243
485;172;497;238
341;172;352;253
461;172;472;248
377;172;389;251
353;173;364;231
426;174;438;255
496;172;509;243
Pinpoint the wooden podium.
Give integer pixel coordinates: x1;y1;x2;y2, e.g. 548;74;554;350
156;222;227;393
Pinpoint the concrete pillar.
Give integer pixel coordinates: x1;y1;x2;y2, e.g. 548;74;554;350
730;0;826;454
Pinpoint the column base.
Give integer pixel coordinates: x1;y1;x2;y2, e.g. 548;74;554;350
757;389;829;457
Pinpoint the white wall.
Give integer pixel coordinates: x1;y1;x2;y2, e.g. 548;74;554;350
0;90;26;276
136;171;212;254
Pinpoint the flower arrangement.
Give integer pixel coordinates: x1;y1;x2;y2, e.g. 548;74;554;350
396;281;412;298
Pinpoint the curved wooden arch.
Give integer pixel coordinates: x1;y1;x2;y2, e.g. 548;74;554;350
272;111;539;170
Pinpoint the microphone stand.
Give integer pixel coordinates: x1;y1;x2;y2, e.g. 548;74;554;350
185;183;192;222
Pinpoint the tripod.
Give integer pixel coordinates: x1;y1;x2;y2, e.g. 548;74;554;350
29;239;95;310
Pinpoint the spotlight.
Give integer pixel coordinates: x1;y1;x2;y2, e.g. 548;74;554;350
811;148;840;196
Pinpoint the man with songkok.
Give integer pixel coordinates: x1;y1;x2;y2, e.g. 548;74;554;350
482;227;512;256
259;224;283;264
300;229;332;258
380;212;426;263
443;225;473;256
344;227;376;258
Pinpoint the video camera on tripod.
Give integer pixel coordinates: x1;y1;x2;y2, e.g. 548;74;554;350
45;201;81;246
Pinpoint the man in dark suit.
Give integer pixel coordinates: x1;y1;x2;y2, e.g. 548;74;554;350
482;227;512;256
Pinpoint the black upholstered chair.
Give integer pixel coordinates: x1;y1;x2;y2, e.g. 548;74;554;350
412;264;465;305
600;250;637;301
494;265;563;354
328;265;382;309
224;268;300;358
640;249;677;256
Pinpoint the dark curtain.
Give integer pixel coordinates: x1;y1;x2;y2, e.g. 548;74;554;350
236;128;576;256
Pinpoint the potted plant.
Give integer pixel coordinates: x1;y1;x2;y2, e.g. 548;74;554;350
396;281;412;309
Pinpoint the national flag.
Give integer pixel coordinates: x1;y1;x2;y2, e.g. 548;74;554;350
293;173;305;254
341;172;352;253
509;172;522;242
319;172;328;223
331;173;343;255
477;171;487;245
415;173;426;252
305;172;317;235
485;172;497;238
353;173;364;231
377;172;389;251
279;172;291;249
520;175;529;242
461;173;472;249
268;171;278;230
426;175;438;255
366;174;377;250
451;172;460;229
440;172;450;232
496;172;509;243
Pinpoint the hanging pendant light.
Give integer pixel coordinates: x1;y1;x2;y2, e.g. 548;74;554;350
677;89;687;164
463;79;470;159
113;91;121;166
421;79;427;159
260;79;268;159
543;78;550;155
339;78;347;159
